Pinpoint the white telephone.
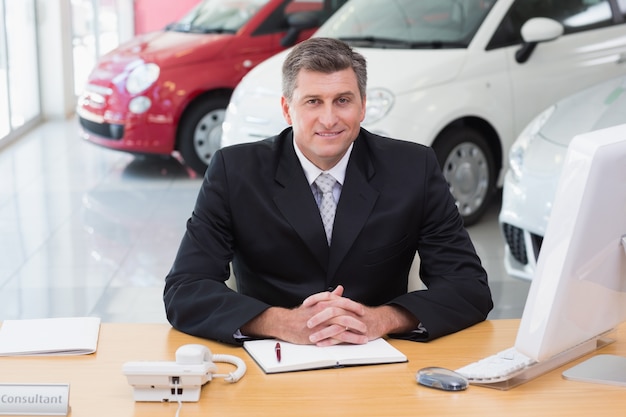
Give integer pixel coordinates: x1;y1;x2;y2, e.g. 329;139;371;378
122;344;246;402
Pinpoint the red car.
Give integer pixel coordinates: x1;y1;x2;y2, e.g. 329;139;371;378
77;0;346;174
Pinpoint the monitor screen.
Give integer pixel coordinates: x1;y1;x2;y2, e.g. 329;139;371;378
514;123;626;363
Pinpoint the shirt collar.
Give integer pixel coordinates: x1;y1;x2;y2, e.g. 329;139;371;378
293;140;353;186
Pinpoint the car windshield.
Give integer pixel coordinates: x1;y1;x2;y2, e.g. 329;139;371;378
317;0;496;49
168;0;271;34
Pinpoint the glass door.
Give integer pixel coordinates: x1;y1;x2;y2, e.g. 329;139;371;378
0;0;40;143
71;0;124;95
0;2;9;139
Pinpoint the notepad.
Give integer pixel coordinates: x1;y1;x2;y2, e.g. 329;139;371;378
243;338;407;374
0;317;101;356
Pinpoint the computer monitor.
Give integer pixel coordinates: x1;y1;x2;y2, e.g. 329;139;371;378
511;123;626;386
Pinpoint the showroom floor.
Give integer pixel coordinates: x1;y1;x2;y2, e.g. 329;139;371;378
0;117;531;323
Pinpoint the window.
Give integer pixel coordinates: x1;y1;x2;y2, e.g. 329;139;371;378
254;0;348;36
71;0;122;95
618;0;626;18
0;0;40;144
488;0;616;50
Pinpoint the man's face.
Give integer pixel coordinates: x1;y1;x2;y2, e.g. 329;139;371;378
281;68;366;171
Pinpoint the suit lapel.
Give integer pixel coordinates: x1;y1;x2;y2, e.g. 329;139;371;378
328;136;378;281
273;132;330;268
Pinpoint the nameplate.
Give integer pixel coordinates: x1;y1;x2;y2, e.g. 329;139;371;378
0;384;69;415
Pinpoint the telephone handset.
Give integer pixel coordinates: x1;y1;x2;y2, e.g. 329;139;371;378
174;344;247;383
123;344;246;402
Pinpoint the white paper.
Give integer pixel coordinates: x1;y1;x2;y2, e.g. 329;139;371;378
0;317;101;356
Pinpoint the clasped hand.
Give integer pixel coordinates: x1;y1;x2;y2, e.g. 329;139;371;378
242;285;416;346
298;285;379;346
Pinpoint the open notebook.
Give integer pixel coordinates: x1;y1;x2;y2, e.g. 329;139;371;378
0;317;101;356
244;338;407;374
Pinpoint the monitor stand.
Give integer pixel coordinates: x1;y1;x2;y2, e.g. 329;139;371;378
557;236;626;388
472;335;615;391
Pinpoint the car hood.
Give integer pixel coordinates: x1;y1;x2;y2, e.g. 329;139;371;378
358;47;467;93
244;45;467;96
93;30;231;76
540;76;626;147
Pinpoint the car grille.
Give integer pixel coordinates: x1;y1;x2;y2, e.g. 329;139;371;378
502;223;543;266
79;116;124;140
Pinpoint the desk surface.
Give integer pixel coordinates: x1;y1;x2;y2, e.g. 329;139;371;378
1;319;624;417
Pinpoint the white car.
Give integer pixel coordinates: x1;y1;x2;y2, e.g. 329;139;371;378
222;0;626;226
499;75;626;281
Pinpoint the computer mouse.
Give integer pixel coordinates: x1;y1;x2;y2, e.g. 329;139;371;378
416;367;468;391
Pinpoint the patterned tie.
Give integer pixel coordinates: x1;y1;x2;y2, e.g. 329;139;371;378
315;173;337;245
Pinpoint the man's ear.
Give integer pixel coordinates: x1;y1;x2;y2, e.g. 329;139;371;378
281;96;293;125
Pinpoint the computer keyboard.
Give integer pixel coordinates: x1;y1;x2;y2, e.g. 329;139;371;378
455;347;537;383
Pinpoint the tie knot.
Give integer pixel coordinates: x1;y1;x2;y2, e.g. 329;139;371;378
315;173;336;194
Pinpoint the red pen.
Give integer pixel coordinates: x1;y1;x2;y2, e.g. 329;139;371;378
275;342;281;362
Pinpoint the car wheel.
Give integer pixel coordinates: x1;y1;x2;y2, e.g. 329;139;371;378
178;95;229;175
432;126;496;226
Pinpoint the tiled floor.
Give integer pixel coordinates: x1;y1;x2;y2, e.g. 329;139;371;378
0;117;530;323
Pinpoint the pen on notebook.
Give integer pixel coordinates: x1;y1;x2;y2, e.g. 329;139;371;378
275;342;281;362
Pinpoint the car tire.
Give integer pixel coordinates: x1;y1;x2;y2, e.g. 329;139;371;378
432;126;496;227
178;94;229;175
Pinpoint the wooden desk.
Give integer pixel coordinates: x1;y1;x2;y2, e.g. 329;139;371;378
1;319;624;416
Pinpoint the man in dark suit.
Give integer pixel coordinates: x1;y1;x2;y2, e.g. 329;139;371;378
164;37;492;346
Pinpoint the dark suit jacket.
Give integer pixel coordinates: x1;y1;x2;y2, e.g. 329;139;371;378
164;128;493;345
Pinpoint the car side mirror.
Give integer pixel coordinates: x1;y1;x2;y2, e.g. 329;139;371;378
515;17;564;64
280;11;320;47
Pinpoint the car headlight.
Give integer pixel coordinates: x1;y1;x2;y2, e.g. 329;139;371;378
126;63;160;95
363;88;394;125
509;105;555;182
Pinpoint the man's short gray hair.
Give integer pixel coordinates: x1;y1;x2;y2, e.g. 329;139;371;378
282;37;367;102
